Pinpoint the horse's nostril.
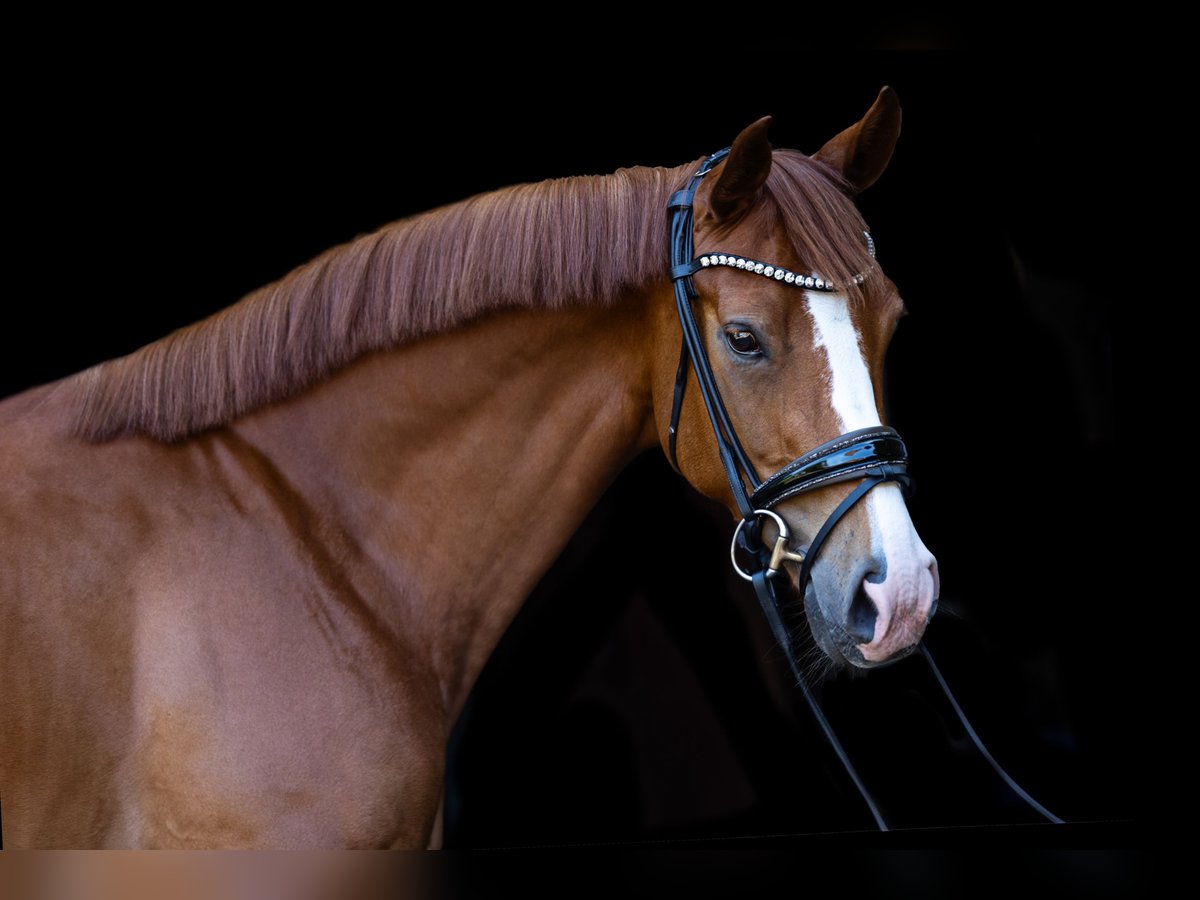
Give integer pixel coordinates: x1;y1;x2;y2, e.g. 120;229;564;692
846;586;878;644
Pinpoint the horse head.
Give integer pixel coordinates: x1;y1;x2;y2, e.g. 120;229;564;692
655;88;939;669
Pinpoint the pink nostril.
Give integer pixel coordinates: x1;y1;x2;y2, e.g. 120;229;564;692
927;560;941;619
846;585;878;644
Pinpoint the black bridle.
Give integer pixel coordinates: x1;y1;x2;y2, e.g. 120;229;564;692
667;148;910;596
665;148;1062;830
668;150;910;618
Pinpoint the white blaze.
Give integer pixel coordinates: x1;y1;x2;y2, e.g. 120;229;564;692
805;293;929;600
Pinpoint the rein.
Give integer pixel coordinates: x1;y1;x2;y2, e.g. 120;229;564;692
666;149;1061;830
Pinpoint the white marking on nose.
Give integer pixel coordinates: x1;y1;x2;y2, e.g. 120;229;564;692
806;292;937;657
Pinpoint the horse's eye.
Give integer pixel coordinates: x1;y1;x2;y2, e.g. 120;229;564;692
725;328;762;357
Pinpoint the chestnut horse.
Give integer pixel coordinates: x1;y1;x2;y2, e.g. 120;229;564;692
0;88;936;848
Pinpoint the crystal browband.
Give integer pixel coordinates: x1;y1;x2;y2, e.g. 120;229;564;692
697;254;853;292
686;232;876;294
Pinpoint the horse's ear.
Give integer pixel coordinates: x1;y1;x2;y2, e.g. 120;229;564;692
813;86;902;195
710;116;773;222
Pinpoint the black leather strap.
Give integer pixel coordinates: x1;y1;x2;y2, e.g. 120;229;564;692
670;260;705;280
796;472;892;593
667;189;696;210
919;644;1064;825
669;148;762;519
750;567;889;831
666;341;689;474
737;472;898;831
752;427;909;511
673;287;759;518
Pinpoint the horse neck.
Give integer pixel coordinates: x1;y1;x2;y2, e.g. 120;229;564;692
232;294;659;720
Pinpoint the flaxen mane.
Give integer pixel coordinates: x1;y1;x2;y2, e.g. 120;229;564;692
71;150;872;442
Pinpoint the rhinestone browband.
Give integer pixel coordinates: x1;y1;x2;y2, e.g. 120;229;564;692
695;231;876;294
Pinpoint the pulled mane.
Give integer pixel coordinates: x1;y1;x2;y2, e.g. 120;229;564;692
71;149;873;442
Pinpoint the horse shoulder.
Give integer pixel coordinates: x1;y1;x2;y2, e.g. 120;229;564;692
0;386;443;847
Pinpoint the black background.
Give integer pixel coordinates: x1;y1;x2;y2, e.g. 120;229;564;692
5;15;1129;877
